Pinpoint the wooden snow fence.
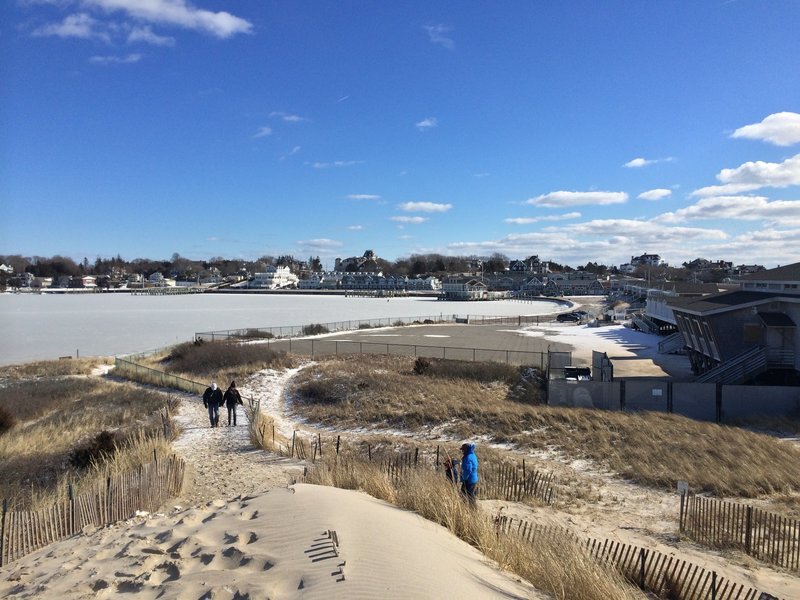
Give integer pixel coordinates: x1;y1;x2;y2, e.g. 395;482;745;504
0;454;185;566
496;516;783;600
479;460;557;504
680;493;800;573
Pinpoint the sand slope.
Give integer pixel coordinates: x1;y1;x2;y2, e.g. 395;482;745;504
1;484;540;599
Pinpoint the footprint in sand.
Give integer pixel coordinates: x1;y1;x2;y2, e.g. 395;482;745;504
224;531;239;544
221;546;252;568
247;532;258;544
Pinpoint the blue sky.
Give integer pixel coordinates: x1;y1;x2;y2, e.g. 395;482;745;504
2;1;799;270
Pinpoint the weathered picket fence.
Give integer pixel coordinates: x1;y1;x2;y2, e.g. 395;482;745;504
496;516;783;600
0;454;185;566
680;493;800;572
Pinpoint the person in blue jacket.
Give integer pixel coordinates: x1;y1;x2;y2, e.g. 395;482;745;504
459;442;479;503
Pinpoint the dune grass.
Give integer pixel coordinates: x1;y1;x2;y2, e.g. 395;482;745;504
0;357;111;379
290;355;800;499
305;455;642;600
0;376;176;508
155;340;297;384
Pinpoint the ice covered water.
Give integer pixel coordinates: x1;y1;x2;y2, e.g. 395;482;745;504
0;293;563;366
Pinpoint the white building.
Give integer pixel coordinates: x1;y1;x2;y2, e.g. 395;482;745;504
250;266;299;289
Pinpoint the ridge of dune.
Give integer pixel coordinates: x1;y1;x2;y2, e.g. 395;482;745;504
1;484;540;599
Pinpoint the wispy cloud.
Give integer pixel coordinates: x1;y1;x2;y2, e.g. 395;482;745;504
656;195;800;223
83;0;252;38
398;202;452;213
731;112;800;146
473;172;490;178
423;24;454;50
691;153;800;197
33;13;110;42
415;117;438;131
347;225;364;231
504;212;581;224
527;191;628;207
127;25;175;46
253;126;272;138
390;216;428;224
311;160;363;169
297;238;343;250
638;188;672;201
347;194;380;200
623;156;674;168
89;53;142;65
270;111;310;123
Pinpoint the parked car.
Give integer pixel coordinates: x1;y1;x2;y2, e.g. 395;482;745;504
556;312;581;322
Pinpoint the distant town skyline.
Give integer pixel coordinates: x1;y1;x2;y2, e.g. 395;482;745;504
2;1;799;269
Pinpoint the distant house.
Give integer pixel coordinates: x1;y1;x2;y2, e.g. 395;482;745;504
0;264;13;275
441;277;488;300
667;262;800;381
250;266;299;289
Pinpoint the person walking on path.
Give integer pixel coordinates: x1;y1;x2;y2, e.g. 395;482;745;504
459;443;479;504
202;382;223;428
223;381;243;426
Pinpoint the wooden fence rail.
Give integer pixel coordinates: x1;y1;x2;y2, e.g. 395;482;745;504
496;516;782;600
680;493;800;573
0;454;185;567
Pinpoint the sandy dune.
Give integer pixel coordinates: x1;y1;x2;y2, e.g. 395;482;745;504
0;485;540;599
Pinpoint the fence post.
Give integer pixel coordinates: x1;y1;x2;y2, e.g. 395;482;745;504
639;548;646;588
679;492;685;532
414;448;419;466
68;483;75;534
745;505;753;554
318;433;323;457
368;444;372;461
436;445;440;466
291;431;296;458
336;435;340;455
0;498;7;567
711;570;717;600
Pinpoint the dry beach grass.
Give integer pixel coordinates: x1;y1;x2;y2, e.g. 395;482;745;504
0;363;176;508
305;454;643;600
290;354;800;500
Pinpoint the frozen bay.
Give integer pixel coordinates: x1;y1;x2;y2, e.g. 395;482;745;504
0;293;564;366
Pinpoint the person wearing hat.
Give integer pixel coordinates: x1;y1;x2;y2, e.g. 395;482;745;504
459;442;479;503
223;381;243;426
202;381;223;428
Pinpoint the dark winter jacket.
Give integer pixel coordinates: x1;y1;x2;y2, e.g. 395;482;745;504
460;444;479;485
203;386;223;408
224;387;243;408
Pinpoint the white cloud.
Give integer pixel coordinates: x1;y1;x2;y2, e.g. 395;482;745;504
693;153;800;196
391;216;428;224
638;188;672;201
423;24;454;50
623;156;674;168
289;146;301;155
270;111;309;123
89;53;142;64
252;126;272;138
415;117;438;131
347;194;380;200
33;13;110;42
623;157;652;168
731;112;800;146
398;202;452;213
504;212;581;224
127;25;175;46
297;238;343;250
527;191;628;207
84;0;252;38
473;172;490;178
656;195;800;223
347;225;364;231
311;160;363;169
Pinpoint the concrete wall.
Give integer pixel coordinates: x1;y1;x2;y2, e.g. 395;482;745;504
721;386;800;422
548;380;621;410
548;380;798;422
625;380;669;413
673;383;717;422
